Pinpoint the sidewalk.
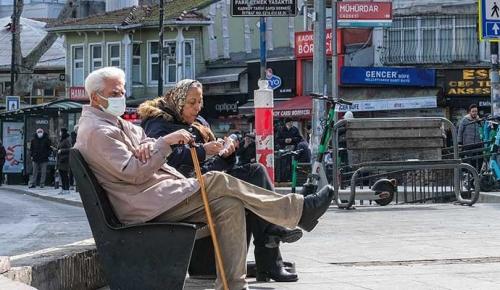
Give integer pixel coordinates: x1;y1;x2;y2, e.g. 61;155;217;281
3;185;500;289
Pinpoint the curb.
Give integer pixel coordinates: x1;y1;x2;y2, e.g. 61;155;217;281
2;239;105;290
2;186;83;208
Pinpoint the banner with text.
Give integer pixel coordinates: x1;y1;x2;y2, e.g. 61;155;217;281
341;67;436;86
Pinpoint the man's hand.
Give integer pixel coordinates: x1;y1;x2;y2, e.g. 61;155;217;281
134;143;152;163
164;129;194;145
203;141;223;155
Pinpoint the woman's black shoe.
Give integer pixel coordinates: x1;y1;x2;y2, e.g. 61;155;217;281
298;185;334;232
256;267;298;282
254;246;299;282
264;226;303;248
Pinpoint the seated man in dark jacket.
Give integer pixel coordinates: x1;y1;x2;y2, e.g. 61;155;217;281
237;133;256;165
138;80;309;283
276;118;303;150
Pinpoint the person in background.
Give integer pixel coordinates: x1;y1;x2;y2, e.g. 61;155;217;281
458;104;482;169
0;141;5;185
29;128;51;188
69;127;78;189
56;128;72;195
237;132;256;165
276;118;303;150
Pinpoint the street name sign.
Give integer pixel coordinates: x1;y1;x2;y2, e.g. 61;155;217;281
230;0;297;17
480;0;500;40
337;1;392;28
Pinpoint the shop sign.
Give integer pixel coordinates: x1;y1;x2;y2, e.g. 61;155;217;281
70;86;87;100
444;69;492;96
337;1;392;28
341;67;435;86
201;94;246;118
215;102;239;114
230;0;297;17
337;96;437;112
274;109;311;117
3;122;24;173
6;96;20;111
295;29;333;59
248;60;295;99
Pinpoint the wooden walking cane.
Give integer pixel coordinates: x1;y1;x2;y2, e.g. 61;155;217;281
189;144;229;290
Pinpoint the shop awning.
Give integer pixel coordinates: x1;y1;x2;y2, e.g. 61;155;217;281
273;95;312;118
197;67;247;84
0;99;84;117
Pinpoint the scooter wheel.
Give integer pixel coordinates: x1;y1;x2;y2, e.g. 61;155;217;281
374;191;394;206
480;175;495;192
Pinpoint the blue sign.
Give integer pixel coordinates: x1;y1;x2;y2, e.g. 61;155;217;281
480;0;500;40
341;67;436;87
267;74;282;90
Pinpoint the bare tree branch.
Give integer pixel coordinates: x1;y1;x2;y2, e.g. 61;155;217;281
13;0;78;96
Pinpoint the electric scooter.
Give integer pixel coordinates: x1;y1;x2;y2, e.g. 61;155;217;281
297;93;396;206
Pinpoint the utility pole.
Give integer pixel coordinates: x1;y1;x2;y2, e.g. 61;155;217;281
311;0;327;159
491;42;500;116
10;0;16;96
331;0;338;101
158;0;164;97
259;17;266;80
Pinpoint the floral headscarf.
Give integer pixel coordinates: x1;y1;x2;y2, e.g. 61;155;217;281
161;79;201;123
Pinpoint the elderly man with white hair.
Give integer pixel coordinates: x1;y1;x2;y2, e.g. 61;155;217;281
74;67;334;290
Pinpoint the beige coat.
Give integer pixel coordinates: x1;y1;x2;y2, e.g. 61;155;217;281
74;105;199;224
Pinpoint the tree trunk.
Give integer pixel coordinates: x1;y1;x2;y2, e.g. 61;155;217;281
12;0;78;97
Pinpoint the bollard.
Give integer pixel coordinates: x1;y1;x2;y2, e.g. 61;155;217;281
254;79;275;182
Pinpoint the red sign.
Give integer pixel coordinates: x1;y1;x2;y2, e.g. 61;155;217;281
69;87;87;100
295;29;333;59
337;2;392;20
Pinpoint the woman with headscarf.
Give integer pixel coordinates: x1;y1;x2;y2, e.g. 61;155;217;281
56;128;72;195
138;79;301;283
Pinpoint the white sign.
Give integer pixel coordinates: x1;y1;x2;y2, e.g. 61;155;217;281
6;96;20;111
3;122;24;173
337;96;437;112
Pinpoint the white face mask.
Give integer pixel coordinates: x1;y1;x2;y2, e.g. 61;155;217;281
37;132;43;138
97;93;126;117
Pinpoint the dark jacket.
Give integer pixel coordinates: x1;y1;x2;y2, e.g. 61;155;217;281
0;143;5;166
458;114;481;146
237;141;256;165
57;136;72;171
30;132;52;163
276;126;303;149
138;98;235;177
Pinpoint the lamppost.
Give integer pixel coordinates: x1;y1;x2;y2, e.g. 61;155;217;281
10;0;17;96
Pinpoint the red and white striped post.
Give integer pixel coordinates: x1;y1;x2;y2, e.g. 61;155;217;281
254;79;275;182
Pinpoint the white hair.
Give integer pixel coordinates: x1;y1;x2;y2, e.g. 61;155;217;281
85;67;125;98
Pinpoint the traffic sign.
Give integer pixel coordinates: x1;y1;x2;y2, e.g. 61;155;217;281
480;0;500;40
230;0;297;17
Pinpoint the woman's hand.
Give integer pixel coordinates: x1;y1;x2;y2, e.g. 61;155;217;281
203;141;223;155
164;129;194;146
220;137;236;158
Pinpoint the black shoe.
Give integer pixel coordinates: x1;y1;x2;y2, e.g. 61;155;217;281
254;247;298;282
298;185;334;232
265;226;303;248
29;185;36;188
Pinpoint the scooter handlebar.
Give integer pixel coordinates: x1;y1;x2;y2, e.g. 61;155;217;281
309;93;353;106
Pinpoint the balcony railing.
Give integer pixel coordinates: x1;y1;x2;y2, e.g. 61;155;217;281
381;15;478;65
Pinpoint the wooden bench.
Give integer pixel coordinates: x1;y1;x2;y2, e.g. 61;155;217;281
69;148;208;290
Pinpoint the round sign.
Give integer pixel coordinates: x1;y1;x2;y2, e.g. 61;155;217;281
267;74;282;90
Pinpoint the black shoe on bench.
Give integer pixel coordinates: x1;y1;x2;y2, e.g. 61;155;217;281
298;185;334;232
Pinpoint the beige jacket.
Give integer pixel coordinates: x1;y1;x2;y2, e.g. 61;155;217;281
74;105;199;224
